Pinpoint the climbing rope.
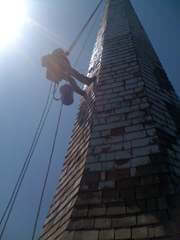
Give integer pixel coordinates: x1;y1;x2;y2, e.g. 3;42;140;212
0;1;104;239
53;83;61;101
32;103;63;240
0;84;53;239
31;4;104;239
73;4;102;67
68;0;104;54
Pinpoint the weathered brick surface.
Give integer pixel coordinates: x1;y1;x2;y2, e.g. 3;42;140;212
40;0;180;240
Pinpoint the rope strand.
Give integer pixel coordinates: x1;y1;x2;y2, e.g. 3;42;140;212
31;103;63;240
0;84;53;239
68;0;104;54
0;1;104;238
73;2;103;67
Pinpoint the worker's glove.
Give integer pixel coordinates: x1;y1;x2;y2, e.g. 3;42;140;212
64;51;70;56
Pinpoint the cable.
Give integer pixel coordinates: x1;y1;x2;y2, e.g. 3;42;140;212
30;10;102;238
73;2;103;67
31;103;63;240
0;84;53;239
0;83;53;226
0;1;104;238
68;0;104;54
30;10;100;237
0;96;54;240
53;83;61;101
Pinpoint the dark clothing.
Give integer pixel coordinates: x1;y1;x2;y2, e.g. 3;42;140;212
42;54;70;81
42;52;94;97
63;67;92;97
67;76;86;97
70;68;92;86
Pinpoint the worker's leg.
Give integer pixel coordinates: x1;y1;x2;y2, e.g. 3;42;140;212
70;68;96;86
67;76;87;98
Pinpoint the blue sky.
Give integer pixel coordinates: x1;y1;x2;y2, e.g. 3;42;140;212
0;0;179;239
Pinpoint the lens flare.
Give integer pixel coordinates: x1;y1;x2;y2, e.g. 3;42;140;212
0;0;28;48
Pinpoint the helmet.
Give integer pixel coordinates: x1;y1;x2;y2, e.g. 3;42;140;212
52;48;65;56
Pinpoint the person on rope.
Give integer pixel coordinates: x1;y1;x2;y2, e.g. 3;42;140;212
41;48;96;99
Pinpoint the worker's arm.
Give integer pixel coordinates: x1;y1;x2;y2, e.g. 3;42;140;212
68;77;86;97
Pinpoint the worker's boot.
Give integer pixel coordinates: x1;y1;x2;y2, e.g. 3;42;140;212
71;68;96;86
77;74;96;86
88;75;97;85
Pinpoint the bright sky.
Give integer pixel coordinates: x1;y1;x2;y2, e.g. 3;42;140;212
0;0;27;48
0;0;179;239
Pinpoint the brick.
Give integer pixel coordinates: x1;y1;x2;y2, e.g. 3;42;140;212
125;124;144;132
132;137;154;148
86;163;101;171
147;128;156;136
89;207;106;217
102;162;114;171
73;230;99;240
158;197;168;210
112;216;136;227
137;214;159;225
68;219;94;230
99;180;115;189
111;127;125;136
99;229;114;240
107;206;126;215
125;131;146;141
100;152;116;161
117;177;140;189
130;167;136;177
136;185;160;199
95;218;111;229
132;227;148;239
147;198;158;211
148;225;165;238
102;189;119;202
115;160;131;169
101;171;106;181
94;121;131;132
133;145;160;157
83;171;100;184
62;231;74;240
131;156;150;167
115;150;131;160
127;111;145;119
126;205;141;214
115;228;131;239
72;208;88;218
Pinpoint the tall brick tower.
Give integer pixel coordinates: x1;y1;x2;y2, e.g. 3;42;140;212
40;0;180;239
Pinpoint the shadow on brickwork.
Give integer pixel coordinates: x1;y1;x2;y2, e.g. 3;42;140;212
62;94;180;240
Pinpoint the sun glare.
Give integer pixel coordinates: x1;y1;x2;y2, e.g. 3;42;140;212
0;0;28;48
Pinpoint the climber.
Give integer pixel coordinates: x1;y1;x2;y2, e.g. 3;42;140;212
41;48;96;99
